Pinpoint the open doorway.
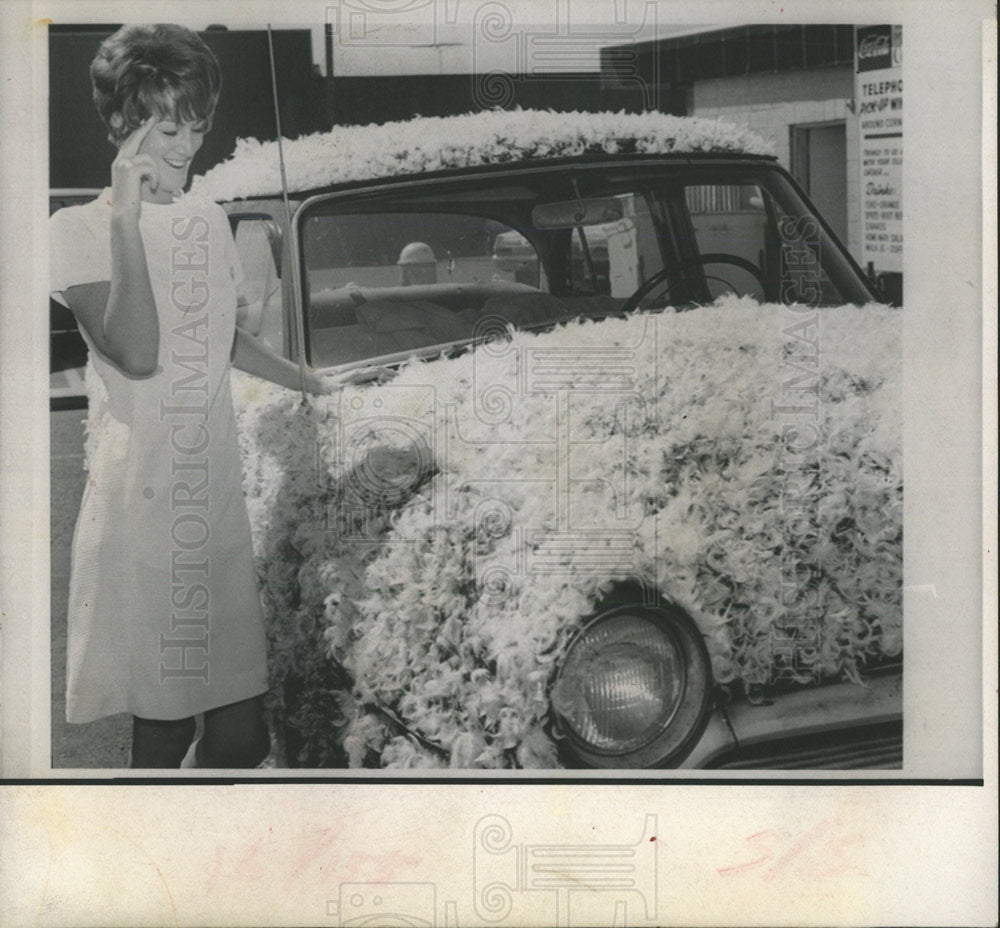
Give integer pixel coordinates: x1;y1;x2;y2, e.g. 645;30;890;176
790;121;848;245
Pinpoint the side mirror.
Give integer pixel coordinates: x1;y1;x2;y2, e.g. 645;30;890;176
229;212;283;273
229;212;285;352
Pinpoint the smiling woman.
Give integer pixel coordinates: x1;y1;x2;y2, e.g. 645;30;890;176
48;24;331;770
133;117;208;202
88;24;219;206
90;24;220;145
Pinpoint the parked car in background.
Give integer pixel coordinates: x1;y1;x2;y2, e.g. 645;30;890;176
86;110;902;769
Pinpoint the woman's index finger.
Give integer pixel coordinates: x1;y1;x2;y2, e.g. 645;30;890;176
120;115;158;157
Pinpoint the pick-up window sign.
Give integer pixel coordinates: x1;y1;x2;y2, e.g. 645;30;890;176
856;25;903;276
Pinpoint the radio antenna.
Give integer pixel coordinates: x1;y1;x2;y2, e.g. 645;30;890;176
267;24;309;401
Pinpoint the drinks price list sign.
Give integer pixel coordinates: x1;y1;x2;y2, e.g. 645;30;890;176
855;25;903;274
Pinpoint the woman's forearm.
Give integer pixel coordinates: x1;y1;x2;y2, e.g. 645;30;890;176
231;326;331;393
104;212;160;375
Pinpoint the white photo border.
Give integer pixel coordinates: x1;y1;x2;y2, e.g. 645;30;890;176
2;0;996;925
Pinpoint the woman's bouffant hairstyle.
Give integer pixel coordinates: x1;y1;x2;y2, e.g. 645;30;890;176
90;24;221;146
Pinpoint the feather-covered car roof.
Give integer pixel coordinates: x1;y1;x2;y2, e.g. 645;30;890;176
188;109;774;202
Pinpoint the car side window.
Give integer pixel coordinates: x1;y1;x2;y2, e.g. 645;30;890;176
683;182;848;306
565;192;662;299
684;183;772;302
301;210;533;367
303;211;521;290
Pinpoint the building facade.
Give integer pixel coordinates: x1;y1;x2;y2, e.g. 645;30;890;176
601;25;901;303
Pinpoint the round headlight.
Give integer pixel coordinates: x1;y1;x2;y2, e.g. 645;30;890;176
551;604;712;768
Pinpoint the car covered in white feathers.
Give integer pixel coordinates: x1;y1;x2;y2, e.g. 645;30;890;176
180;109;902;769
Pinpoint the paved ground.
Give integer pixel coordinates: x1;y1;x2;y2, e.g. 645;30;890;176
51;405;131;768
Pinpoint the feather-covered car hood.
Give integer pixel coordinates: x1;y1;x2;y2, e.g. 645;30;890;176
225;296;901;768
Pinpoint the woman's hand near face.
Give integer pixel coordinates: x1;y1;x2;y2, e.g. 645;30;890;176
103;116;161;374
59;115;162;377
111;116;158;216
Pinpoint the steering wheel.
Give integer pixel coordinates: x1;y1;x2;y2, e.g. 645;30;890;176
621;252;767;314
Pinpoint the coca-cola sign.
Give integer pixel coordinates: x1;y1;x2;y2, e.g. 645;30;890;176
857;25;896;72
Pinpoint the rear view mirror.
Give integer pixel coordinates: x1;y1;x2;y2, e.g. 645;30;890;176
532;197;624;229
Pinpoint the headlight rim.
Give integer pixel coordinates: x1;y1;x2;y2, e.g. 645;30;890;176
552;600;714;769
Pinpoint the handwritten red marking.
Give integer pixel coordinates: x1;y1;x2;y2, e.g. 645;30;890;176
205;845;226;893
763;821;826;882
282;826;340;891
203;825;424;895
717;820;868;881
717;830;779;875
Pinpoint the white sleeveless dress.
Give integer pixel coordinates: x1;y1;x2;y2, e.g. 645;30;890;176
50;189;269;723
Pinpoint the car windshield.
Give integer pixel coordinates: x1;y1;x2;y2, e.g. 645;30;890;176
293;161;872;369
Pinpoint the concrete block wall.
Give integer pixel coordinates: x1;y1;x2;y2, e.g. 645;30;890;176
689;66;864;264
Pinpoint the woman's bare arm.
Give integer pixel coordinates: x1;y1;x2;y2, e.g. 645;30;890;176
61;117;161;377
63;217;158;376
230;326;334;394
